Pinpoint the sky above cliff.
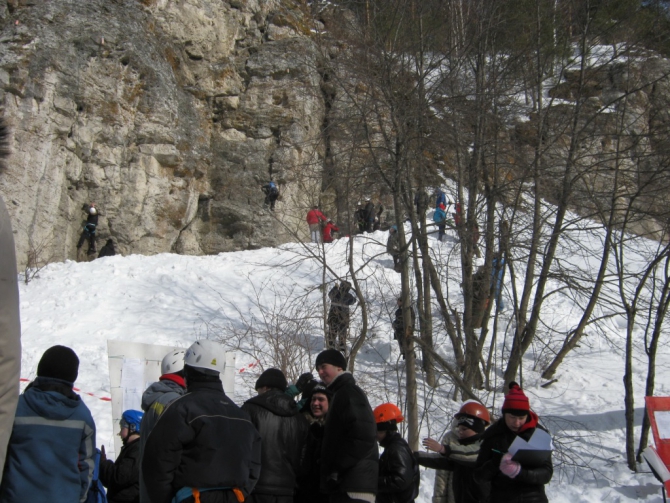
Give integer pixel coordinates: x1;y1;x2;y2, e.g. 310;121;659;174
16;221;670;502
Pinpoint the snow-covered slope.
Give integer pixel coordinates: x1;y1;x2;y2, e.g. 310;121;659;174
18;226;670;502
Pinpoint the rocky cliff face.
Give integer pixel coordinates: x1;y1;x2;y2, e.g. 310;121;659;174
0;0;326;268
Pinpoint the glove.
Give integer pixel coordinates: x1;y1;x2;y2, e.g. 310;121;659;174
325;472;339;491
499;453;521;478
100;445;107;463
301;379;318;397
296;372;315;392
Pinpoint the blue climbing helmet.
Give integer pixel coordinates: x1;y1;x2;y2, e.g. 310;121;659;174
120;409;144;434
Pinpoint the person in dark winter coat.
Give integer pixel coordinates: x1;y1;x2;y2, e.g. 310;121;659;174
471;266;489;329
262;181;279;211
374;403;419;503
374;203;384;231
242;369;309;503
0;346;96;503
315;349;379;503
323;220;340;243
355;203;366;234
414;191;429;216
100;410;144;503
77;203;99;254
392;298;416;360
327;281;357;351
435;190;447;209
98;239;116;258
474;382;553;503
139;350;186;503
143;340;261;503
386;226;401;272
417;401;491;503
0;119;21;486
296;383;333;503
363;200;376;233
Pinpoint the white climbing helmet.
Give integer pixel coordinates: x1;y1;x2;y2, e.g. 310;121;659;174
89;206;97;215
161;349;185;375
184;340;226;374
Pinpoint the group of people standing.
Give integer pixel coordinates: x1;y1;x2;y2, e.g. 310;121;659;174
355;199;384;233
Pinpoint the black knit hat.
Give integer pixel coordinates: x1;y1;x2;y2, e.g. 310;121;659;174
37;345;79;384
456;415;487;434
255;368;288;391
315;349;347;370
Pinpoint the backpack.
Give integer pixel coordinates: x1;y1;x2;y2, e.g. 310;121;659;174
432;208;446;224
85;448;108;503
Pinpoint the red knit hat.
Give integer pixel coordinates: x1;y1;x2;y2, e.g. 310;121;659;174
501;381;530;414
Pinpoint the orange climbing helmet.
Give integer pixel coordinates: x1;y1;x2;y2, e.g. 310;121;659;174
374;403;404;424
455;400;491;424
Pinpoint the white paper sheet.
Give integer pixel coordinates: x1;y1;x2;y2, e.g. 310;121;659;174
508;428;553;455
654;410;670;439
121;358;143;411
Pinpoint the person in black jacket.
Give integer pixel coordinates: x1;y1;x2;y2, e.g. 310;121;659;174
296;383;333;503
363;199;376;233
142;340;261;503
98;239;116;259
315;349;378;503
327;281;357;352
242;368;309;503
474;382;553;503
100;409;143;503
374;403;419;503
77;203;99;254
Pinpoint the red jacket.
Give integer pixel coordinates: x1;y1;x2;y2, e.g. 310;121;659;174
306;209;327;225
323;222;340;243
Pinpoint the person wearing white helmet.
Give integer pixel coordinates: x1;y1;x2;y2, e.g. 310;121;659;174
76;202;99;255
143;340;262;503
138;349;186;503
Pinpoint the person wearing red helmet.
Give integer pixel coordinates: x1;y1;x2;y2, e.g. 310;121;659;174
474;382;553;503
415;400;491;503
374;403;420;503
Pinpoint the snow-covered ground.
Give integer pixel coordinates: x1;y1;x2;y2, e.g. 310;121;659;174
17;223;670;502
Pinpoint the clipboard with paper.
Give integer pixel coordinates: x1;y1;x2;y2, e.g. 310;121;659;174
508;428;553;467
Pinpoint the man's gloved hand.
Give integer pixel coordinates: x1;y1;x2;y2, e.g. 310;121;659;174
100;445;107;463
499;453;521;478
296;372;315;392
325;472;339;491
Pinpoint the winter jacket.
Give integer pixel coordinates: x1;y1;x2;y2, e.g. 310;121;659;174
241;389;309;496
386;232;400;255
363;202;376;222
392;307;416;341
435;191;447;209
306;209;327;225
474;413;552;503
296;417;327;503
432;208;447;224
142;379;261;503
0;195;20;485
377;431;420;503
0;377;96;503
328;285;357;328
416;430;487;503
323;222;340;243
139;374;186;503
100;437;141;503
321;372;379;495
98;240;116;258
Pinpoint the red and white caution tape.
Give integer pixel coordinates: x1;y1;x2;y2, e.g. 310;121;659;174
20;378;112;402
238;361;259;374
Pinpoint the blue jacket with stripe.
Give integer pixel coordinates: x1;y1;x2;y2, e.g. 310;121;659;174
0;377;96;503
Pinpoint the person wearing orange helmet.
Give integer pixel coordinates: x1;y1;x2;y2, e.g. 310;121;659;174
474;382;553;503
374;403;420;503
415;400;491;503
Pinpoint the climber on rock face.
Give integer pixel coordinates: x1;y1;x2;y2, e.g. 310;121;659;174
77;203;98;255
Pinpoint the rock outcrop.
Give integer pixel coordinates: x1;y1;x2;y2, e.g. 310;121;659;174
0;0;326;268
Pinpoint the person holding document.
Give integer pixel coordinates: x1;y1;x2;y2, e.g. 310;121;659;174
474;382;553;503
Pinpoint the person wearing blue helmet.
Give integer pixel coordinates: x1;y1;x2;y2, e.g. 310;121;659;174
100;409;144;503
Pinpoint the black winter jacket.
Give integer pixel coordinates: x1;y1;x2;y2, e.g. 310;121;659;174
100;437;141;503
377;431;419;503
321;372;379;495
474;413;552;503
242;389;309;496
142;379;262;503
295;417;327;503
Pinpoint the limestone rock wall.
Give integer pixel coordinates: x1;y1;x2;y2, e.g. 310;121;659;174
0;0;326;268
